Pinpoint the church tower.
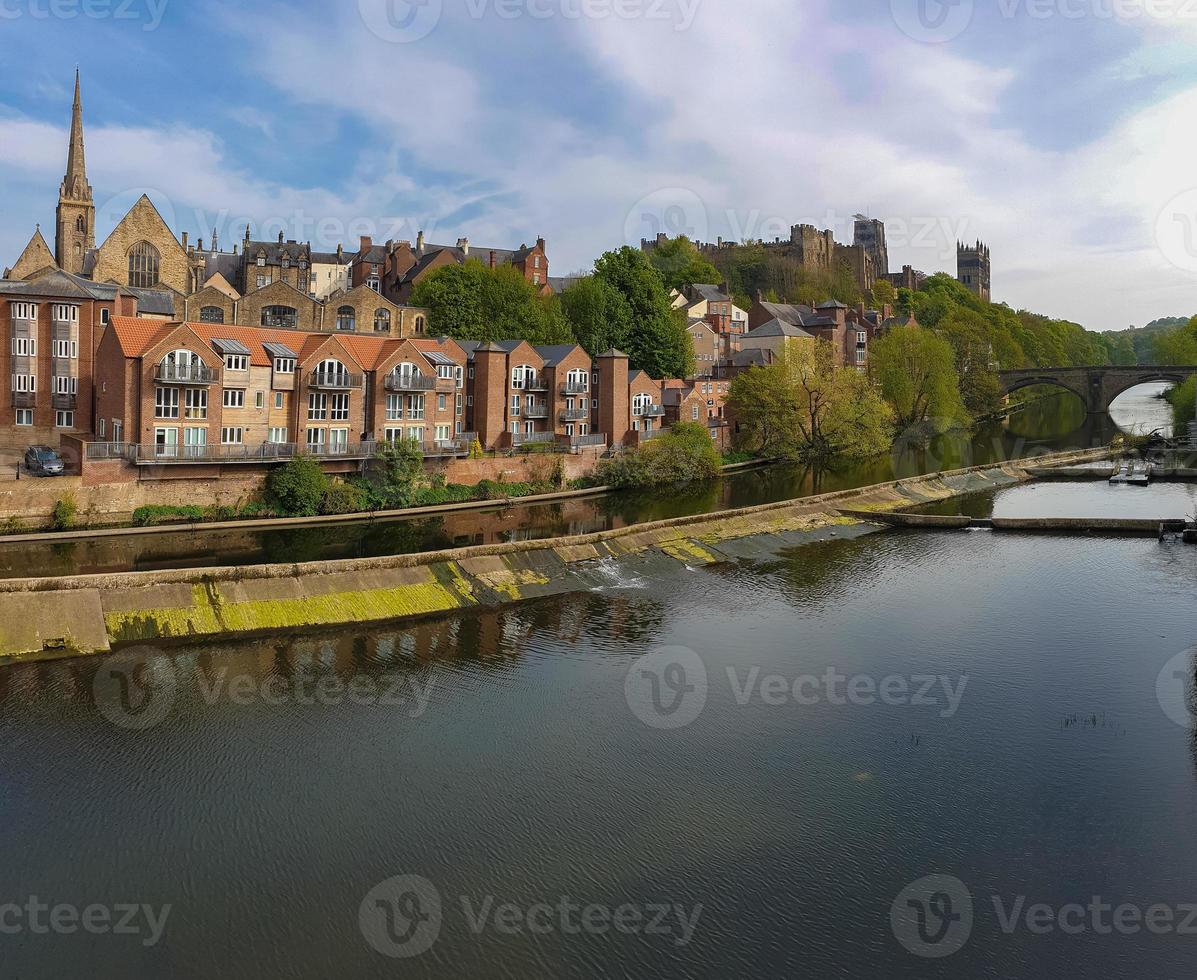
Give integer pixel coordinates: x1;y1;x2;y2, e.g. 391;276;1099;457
55;69;95;275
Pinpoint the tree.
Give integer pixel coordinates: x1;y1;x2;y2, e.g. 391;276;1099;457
266;455;330;517
559;275;635;357
591;246;694;378
645;236;721;291
870;280;897;308
1153;315;1197;364
868;324;968;432
593;421;721;488
410;261;571;345
729;342;893;463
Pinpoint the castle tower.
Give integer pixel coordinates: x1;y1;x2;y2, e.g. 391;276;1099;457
957;240;991;302
853;215;889;279
55;69;95;275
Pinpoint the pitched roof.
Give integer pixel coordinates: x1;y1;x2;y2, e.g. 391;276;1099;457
4;227;57;280
744;319;814;339
816;300;848;310
246;240;312;265
690;283;730;303
757;300;815;326
108;316;179;357
534;344;583;366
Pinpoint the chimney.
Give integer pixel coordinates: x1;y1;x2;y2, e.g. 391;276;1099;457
386;239;394;253
489;250;496;269
197;238;203;252
182;231;189;249
233;245;238;255
278;230;284;243
245;225;251;243
536;236;545;251
212;228;218;253
456;237;470;256
416;230;425;255
360;235;372;253
336;243;344;262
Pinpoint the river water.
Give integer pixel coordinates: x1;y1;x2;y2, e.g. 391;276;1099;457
0;385;1173;579
3;384;1196;978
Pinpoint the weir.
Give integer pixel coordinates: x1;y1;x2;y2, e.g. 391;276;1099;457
0;448;1109;664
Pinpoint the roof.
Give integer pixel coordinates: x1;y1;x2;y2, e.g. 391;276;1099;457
816;300;848;310
310;251;346;266
202;251;242;286
534;344;582;367
744;319;814;340
262;341;298;359
690;283;730;303
547;275;583;293
125;286;177;315
732;348;776;367
246;240;312;265
211;337;251;356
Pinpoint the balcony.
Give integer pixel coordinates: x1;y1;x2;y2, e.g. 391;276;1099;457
561;381;590;395
560;409;589;422
523;377;550;392
511;431;556;448
633;404;666;418
385;374;437;393
523;404;550;419
129;442;377;465
52;393;77;411
308;371;364;389
155;363;219;385
569;433;607;450
11;392;35;409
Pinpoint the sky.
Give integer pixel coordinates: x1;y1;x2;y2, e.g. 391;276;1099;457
2;0;1197;331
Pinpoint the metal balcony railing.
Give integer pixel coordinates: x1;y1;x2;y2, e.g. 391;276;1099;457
560;409;589;422
523;404;550;419
154;363;219;384
523;377;550;392
561;382;589;395
385;374;437;392
308;371;364;389
569;433;607;448
633;404;666;418
84;442;131;461
511;431;556;447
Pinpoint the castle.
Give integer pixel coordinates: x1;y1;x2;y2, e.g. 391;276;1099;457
956;240;991;301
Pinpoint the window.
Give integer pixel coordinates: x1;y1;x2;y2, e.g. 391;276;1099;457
455;366;464;388
281;255;290;269
510;395;521;416
511;365;536;390
567;369;588;392
435;425;450;443
11;303;36;321
185;388;208;420
183;428;207;456
255;391;265;409
329;428;349;452
51;304;79;322
274;357;296;375
98;418;106;438
221;427;244;445
224;354;248;372
437;393;447;411
262;306;297;329
306;428;324;449
155;386;180;419
692;404;700;420
336;306;356;332
367;277;381;293
408;394;425;420
414;315;426;334
12;373;35;393
384;427;404;443
100;307;110;326
11;337;35;357
857;331;868;345
315;358;349;386
855;348;866;365
200;306;225;324
112;420;122;442
437;364;454;381
268;427;288;443
330;393;350;421
54;375;77;395
257;275;267;290
374;309;391;333
308;392;327;421
75;215;86;233
127;241;161;288
55;411;74;429
15;409;31;426
534;255;541;269
455;393;463;416
257;254;266;267
386;394;404;420
223;389;245;409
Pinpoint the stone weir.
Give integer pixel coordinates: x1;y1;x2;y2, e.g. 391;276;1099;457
0;449;1109;664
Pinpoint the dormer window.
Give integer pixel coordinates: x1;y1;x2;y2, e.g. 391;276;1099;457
274;357;296;374
256;254;266;267
224;354;248;372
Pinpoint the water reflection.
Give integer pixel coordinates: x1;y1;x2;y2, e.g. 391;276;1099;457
0;388;1173;580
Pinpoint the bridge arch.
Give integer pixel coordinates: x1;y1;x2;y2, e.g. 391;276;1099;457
999;375;1091;410
1101;371;1189;408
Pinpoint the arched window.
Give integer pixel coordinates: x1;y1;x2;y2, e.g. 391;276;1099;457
262;305;298;329
159;348;204;382
374;309;391;333
200;306;225;324
314;358;349;387
632;393;653;415
511;364;536;390
128;241;161;288
414;315;426;334
75;215;86;233
336;306;356;332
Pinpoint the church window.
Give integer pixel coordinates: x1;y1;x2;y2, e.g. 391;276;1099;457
127;241;161;288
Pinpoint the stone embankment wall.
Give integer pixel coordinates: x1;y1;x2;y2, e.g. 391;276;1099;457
0;448;1109;662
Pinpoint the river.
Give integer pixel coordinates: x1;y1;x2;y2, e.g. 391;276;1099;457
2;383;1194;978
0;384;1174;579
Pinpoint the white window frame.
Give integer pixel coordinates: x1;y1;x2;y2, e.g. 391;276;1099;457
14;409;32;426
221;427;244;446
223;388;246;409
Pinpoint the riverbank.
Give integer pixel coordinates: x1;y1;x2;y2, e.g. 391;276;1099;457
0;447;1109;664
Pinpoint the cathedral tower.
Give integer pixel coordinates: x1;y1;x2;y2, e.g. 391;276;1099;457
55;69;95;275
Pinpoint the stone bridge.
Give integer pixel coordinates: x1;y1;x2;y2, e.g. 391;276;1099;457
998;366;1197;415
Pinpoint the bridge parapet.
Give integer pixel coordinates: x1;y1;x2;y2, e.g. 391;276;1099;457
997;366;1197;414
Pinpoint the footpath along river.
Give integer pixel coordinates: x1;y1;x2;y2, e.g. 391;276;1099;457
2;383;1194;978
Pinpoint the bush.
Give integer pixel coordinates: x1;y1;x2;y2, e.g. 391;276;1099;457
0;515;25;535
593;422;721;489
132;504;205;527
468;439;484;459
319;480;368;515
50;494;77;531
265;455;330;517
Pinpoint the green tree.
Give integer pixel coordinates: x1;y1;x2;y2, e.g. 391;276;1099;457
266;455;330;517
645;236;721;291
868;324;968;431
559;275;635;357
593;421;720;488
870;279;897;308
729;342;893;463
1154;315;1197;364
592;246;694;378
411;261;571;345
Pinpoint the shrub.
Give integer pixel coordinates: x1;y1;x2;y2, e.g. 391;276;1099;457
132;504;205;527
319;480;368;515
265;455;330;517
593;422;721;489
468;439;484;459
0;515;24;535
50;494;77;531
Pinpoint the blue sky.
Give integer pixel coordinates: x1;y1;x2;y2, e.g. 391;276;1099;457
3;0;1197;330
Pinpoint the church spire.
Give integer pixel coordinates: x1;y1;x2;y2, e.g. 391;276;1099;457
61;68;91;203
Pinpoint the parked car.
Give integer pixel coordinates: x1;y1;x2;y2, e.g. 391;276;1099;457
24;446;65;477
